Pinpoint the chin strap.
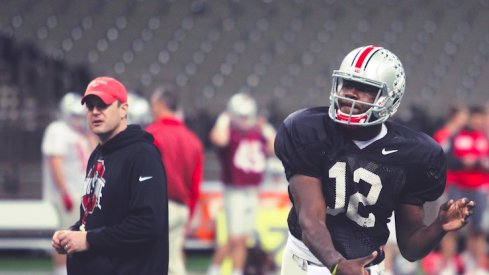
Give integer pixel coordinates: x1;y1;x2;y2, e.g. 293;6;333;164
336;109;368;124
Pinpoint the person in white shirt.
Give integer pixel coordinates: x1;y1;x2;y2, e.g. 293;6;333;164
42;92;92;275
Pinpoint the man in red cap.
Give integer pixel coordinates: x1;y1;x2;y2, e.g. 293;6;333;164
51;76;169;275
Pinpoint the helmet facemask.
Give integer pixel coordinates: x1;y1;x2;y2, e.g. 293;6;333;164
329;75;394;126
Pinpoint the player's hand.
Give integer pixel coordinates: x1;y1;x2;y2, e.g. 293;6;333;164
438;198;475;232
61;191;74;211
335;251;377;275
215;112;231;128
461;155;478;169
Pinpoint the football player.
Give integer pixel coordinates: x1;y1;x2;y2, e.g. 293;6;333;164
206;93;276;275
126;92;152;127
42;92;92;275
274;45;475;275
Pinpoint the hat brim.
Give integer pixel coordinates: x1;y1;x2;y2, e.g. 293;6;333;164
81;91;117;105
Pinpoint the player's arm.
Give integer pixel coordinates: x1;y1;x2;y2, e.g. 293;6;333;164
261;121;276;156
395;198;475;261
289;174;344;269
394;204;445;261
396;141;475;261
209;112;231;147
47;155;73;211
290;174;378;274
47;155;68;194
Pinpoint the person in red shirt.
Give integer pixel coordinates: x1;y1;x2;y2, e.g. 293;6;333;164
146;84;204;275
444;106;489;273
206;93;276;275
433;104;469;153
422;104;469;274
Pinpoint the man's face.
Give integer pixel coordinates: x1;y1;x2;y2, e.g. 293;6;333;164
337;79;379;115
84;95;127;143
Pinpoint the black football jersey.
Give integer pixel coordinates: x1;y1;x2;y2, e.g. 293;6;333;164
274;106;446;263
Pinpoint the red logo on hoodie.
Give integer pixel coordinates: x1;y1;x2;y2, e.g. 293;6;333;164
80;160;106;230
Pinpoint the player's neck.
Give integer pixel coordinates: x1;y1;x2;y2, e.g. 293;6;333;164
343;123;383;141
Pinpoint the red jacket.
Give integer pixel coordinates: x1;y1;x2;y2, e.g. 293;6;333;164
146;117;204;216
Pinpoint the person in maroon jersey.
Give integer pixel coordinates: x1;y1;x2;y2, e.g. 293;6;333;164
206;93;276;275
274;45;476;275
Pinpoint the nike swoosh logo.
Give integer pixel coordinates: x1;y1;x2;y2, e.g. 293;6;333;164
382;148;398;155
139;176;153;182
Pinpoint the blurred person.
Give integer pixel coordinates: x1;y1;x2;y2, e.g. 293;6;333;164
206;93;276;275
51;76;169;275
42;92;92;275
433;104;470;189
127;92;152;127
146;85;204;275
274;45;475;275
444;106;489;273
433;104;470;152
423;103;469;274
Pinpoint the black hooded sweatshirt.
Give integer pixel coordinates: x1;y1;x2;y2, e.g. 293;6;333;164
67;125;168;275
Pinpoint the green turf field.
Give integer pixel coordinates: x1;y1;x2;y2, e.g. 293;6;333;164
0;249;427;275
0;249;213;275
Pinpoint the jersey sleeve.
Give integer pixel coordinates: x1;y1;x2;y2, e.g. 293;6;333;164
41;122;69;156
400;146;447;205
274;114;324;180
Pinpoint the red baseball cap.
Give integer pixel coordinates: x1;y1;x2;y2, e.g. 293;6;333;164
81;76;127;105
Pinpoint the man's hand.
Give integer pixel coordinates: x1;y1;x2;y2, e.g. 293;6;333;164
52;230;69;254
52;230;89;254
438;198;475;232
335;251;378;275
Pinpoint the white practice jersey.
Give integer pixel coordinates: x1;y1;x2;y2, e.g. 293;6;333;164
42;120;91;201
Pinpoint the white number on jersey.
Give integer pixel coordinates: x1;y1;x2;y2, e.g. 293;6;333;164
327;161;382;228
233;140;266;173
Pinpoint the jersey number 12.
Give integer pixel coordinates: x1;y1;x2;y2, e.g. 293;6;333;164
327;162;382;228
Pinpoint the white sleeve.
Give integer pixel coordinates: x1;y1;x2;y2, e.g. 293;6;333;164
41;122;69;156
